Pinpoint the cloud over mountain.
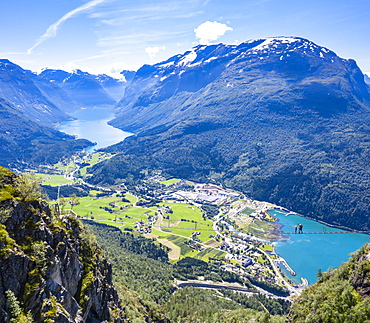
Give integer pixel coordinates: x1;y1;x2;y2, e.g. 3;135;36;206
194;21;233;44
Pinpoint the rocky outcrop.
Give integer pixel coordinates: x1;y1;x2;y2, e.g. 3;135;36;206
0;169;126;322
350;243;370;298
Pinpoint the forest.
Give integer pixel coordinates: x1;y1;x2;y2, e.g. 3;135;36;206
86;221;290;322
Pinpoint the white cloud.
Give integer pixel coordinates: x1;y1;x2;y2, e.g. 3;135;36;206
27;0;108;54
194;21;233;44
145;46;166;59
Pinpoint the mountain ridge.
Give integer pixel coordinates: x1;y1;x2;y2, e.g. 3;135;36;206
110;36;370;131
0;98;92;168
0;59;73;125
38;69;123;108
88;36;370;232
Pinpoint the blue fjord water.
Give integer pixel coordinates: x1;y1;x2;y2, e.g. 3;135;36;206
269;209;370;284
58;108;132;151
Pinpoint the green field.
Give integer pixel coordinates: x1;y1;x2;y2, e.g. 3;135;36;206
159;202;215;241
124;193;138;204
37;174;72;186
160;178;181;186
54;160;76;172
62;192;155;230
167;235;194;256
260;244;274;252
241;207;255;215
194;248;226;262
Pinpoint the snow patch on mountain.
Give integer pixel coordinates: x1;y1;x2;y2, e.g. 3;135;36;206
204;57;218;64
158;61;175;69
178;50;197;66
253;37;301;52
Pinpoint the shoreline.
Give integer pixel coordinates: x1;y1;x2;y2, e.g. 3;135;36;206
270;208;370;235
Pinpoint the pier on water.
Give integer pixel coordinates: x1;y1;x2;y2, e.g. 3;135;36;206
289;230;370;235
291;231;352;235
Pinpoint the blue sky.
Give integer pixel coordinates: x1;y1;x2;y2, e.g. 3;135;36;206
1;0;370;78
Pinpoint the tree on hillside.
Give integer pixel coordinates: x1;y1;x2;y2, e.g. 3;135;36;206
15;174;41;202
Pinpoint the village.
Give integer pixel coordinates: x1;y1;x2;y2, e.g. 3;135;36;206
33;152;307;298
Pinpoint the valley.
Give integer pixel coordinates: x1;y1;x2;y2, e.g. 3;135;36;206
1;34;370;322
31;148;369;299
31;151;297;295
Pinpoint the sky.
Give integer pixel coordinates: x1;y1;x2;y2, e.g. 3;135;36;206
1;0;370;78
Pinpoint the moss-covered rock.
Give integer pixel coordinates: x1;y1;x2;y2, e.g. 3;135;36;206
0;167;126;323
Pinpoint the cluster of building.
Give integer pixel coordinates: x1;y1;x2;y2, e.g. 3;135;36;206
166;182;240;205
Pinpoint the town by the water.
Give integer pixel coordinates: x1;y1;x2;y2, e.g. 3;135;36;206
31;151;310;300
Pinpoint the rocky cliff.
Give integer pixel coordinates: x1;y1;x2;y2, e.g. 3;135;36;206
0;166;126;322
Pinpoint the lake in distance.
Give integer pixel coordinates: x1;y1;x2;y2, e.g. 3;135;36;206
58;108;132;151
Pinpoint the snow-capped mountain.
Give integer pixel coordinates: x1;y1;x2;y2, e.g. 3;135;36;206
99;37;370;233
112;36;369;131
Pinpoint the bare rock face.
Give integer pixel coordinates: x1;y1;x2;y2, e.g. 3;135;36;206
351;243;370;298
0;170;126;322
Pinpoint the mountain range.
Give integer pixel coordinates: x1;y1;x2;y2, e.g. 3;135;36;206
38;69;125;108
0;61;129;167
1;36;370;231
89;36;370;232
0;59;72;125
0;59;128;124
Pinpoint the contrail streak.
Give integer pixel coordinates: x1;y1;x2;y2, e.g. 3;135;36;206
27;0;107;54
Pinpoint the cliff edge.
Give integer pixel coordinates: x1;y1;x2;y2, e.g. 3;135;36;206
0;166;126;323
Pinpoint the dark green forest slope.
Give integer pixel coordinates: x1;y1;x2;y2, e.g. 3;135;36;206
0;99;92;167
86;221;289;323
88;37;370;231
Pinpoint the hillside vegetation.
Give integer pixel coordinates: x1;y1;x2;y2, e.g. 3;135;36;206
0;166;126;322
88;37;370;231
0;99;92;168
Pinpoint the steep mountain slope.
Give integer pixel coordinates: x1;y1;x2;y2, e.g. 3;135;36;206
0;167;126;322
90;37;370;231
365;74;370;84
0;60;72;124
24;70;80;114
38;69;125;108
111;37;370;131
0;98;91;168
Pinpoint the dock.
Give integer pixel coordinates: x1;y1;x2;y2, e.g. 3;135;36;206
275;258;296;276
